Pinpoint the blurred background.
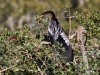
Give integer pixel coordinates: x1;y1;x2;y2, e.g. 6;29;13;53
0;0;99;31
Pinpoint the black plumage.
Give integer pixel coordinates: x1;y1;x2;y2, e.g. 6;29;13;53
42;11;73;62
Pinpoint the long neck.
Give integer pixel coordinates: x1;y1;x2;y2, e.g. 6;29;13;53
51;17;59;25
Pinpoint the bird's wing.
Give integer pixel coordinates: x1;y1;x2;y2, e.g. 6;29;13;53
48;20;62;42
60;32;70;46
54;23;62;41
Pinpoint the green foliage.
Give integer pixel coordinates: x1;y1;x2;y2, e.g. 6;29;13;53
76;10;100;39
74;9;100;75
0;25;75;75
87;49;100;75
0;0;100;30
0;9;100;75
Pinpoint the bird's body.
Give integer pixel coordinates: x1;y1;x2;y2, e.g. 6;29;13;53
42;11;73;62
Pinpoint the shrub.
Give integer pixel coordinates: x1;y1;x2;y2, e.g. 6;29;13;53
0;10;100;75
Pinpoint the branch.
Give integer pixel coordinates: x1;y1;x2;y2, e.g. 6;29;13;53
37;66;44;75
69;32;76;39
70;26;90;74
40;41;51;45
76;26;90;74
27;52;45;75
0;65;16;74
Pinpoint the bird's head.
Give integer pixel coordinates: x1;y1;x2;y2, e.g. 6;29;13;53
36;11;59;25
37;11;56;21
42;11;56;19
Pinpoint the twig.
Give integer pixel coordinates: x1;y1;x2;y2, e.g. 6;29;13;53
68;7;71;37
69;31;76;39
0;65;16;75
40;41;51;45
25;51;46;75
37;66;44;75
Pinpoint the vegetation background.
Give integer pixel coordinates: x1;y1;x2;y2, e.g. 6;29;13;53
0;0;100;75
0;0;100;31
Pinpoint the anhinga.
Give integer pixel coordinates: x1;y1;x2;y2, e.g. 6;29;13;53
41;11;73;62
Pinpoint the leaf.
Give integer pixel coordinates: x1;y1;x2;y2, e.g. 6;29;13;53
14;68;20;72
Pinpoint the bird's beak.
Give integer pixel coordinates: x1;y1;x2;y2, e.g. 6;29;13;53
37;15;43;19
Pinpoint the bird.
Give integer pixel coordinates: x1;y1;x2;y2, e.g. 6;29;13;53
41;11;74;62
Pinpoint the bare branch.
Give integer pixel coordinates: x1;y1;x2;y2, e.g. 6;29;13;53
40;41;51;45
76;26;90;74
69;32;76;39
0;65;16;74
70;26;90;74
